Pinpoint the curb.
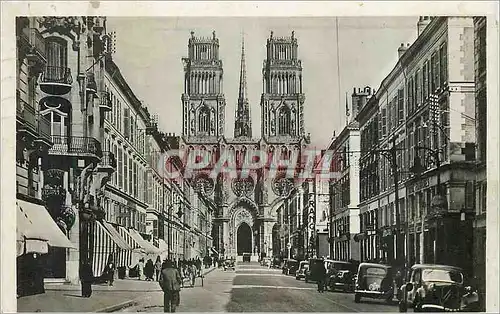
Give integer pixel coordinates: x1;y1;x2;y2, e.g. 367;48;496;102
95;299;139;313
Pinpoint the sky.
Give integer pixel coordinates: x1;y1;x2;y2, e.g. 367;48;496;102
106;17;418;148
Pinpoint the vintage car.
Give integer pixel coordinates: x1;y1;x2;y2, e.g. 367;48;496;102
354;263;397;304
398;264;479;312
282;258;299;275
260;257;272;267
223;259;235;271
326;260;357;292
295;261;309;280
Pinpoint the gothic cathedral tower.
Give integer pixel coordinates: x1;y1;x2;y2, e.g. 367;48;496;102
181;31;226;139
260;31;306;141
234;36;252;138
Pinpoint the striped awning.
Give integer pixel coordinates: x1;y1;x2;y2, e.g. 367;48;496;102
16;200;76;256
92;221;116;277
101;221;132;250
128;229;161;254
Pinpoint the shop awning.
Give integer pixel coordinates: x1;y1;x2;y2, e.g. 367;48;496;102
17;200;76;251
128;229;161;254
158;239;168;252
101;221;133;250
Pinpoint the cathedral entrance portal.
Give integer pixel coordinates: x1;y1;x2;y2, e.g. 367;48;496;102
237;223;252;256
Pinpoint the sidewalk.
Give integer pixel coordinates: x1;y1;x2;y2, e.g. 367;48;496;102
17;267;216;312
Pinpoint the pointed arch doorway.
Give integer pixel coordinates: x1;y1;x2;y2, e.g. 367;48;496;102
237;222;252;256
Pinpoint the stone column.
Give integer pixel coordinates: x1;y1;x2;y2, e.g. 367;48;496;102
66;169;80;284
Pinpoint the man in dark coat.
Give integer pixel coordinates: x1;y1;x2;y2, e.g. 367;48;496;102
159;260;182;313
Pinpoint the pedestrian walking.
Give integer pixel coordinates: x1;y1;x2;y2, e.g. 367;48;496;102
159;260;182;313
80;262;94;298
145;259;154;281
190;263;197;287
317;263;326;293
105;253;115;286
155;256;162;281
138;259;145;280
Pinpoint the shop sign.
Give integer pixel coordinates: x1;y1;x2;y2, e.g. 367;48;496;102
408;178;429;193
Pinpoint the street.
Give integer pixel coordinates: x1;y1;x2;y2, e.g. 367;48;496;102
121;262;398;312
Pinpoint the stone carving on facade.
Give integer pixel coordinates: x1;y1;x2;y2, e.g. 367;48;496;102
231;177;255;197
193;173;215;196
272;175;294;198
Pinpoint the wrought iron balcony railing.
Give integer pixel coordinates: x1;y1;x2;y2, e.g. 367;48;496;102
99;151;117;168
86;72;97;93
40;66;73;85
49;135;102;157
99;90;112;111
21;27;46;62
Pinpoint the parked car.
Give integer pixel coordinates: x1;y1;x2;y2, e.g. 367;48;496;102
354;263;397;304
223;259;235;271
398;264;480;312
282;258;299;275
326;261;357;292
295;261;309;280
271;256;282;269
304;258;325;283
260;257;272;267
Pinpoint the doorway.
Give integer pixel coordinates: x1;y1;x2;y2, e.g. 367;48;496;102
237;223;252;256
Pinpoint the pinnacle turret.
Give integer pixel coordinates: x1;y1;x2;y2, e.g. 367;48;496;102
234;33;252;138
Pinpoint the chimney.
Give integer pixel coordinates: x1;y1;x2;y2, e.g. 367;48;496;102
417;16;432;36
398;43;409;59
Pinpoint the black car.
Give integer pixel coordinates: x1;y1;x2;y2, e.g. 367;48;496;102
326;260;357;292
282;258;299;276
354;263;397;304
399;264;480;312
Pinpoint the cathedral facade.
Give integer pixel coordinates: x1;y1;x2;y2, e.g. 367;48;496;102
178;30;310;259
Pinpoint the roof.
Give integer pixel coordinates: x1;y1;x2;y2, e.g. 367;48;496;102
411;264;463;272
359;262;392;269
324;259;352;264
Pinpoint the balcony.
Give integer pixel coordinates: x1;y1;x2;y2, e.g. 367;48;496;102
19;27;47;68
17;98;37;137
40;66;73;95
99;90;112;112
86;72;97;95
96;151;116;174
49;135;102;159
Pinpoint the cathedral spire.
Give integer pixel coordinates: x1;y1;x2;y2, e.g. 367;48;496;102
234;32;252;138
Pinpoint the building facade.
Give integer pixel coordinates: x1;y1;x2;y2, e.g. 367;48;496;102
328;88;364;262
356;17;477;274
473;16;487;310
16;16;113;290
178;31;313;261
16;17;214;295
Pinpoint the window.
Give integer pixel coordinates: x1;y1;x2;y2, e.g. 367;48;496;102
431;52;439;92
123;152;128;191
381;108;387;136
128;158;133;194
118;148;123;189
398;89;404;124
278;106;291;135
477;24;486;75
415;69;421;107
46;37;68;69
440;42;448;86
423;61;429;99
198;106;211;133
133;163;138;198
41;108;69;138
130;116;135;143
112;144;118;185
392;96;398;130
124;108;130;139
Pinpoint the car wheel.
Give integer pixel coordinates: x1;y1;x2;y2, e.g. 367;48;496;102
354;293;361;303
305;277;308;283
296;276;299;280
